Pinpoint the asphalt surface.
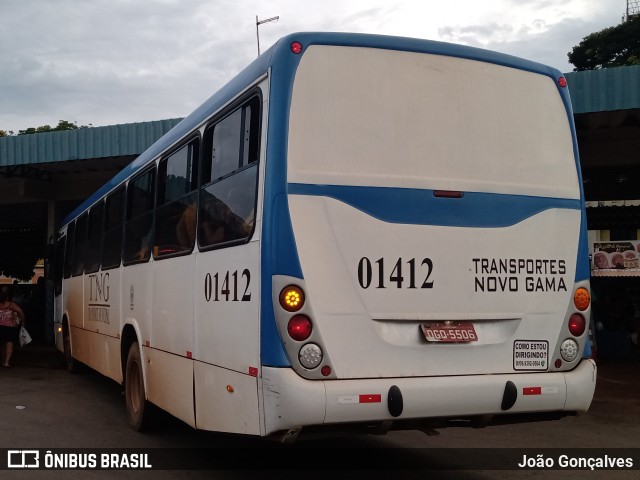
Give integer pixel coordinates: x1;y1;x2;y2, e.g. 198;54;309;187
1;343;639;479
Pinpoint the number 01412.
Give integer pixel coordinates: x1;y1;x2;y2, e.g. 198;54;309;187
357;257;434;289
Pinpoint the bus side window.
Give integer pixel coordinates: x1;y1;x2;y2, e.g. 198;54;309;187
154;139;199;258
71;213;88;276
63;222;75;279
54;235;66;296
102;186;125;270
198;95;260;249
85;202;104;273
123;167;156;264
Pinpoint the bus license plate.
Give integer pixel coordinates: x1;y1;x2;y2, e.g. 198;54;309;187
421;322;478;343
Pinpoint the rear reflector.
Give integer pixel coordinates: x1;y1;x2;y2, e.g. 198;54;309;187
359;394;382;403
523;387;542;395
337;394;382;404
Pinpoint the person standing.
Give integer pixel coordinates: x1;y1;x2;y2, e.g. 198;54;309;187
0;286;25;367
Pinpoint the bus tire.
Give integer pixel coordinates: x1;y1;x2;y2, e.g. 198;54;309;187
125;341;153;431
63;325;83;374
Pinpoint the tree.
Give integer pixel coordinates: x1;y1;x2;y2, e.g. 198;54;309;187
568;15;640;71
0;247;42;281
17;119;91;136
0;120;90;279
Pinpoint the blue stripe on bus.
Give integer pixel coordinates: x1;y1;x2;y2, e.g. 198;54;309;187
286;183;582;228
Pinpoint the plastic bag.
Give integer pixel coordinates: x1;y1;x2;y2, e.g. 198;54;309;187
19;326;32;347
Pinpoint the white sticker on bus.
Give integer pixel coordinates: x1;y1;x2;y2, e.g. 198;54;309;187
513;340;548;371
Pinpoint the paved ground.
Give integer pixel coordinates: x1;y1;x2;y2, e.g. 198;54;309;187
1;343;639;479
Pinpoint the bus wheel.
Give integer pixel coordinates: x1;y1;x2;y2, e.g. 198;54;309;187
63;326;82;373
125;341;152;431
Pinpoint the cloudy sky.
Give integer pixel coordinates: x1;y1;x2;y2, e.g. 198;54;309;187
0;0;625;133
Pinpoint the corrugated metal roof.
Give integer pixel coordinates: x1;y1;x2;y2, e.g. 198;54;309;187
565;65;640;114
0;118;182;167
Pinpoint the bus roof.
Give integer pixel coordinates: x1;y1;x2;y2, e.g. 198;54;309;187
62;31;563;228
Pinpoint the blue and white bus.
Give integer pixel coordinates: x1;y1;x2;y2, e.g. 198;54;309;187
53;32;596;440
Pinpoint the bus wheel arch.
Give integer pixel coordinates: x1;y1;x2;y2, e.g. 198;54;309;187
62;316;83;373
122;330;154;431
120;324;138;382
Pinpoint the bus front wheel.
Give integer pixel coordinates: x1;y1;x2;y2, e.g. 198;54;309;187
63;326;82;373
125;342;152;431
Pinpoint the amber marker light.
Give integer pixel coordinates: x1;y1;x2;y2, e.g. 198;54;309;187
574;287;590;311
279;285;305;312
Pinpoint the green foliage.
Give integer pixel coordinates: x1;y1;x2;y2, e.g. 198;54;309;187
17;119;91;136
1;120;92;136
568;16;640;71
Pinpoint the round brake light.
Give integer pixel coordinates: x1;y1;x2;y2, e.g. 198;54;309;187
287;315;312;341
290;41;303;54
568;313;586;337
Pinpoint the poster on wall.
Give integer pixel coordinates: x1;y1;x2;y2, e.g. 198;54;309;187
592;241;640;276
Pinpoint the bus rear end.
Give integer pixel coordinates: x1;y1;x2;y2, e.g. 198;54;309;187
262;36;595;437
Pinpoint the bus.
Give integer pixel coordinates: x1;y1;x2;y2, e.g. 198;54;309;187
53;32;596;440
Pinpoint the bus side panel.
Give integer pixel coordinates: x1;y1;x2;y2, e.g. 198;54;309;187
72;329;109;374
151;255;195;357
104;334;122;383
146;255;196;426
193;242;261;433
122;263;153;346
83;268;123;382
54;291;63;352
104;267;123;382
194;362;260;434
145;347;195;427
193;242;261;372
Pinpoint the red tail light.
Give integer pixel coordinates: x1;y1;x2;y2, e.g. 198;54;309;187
568;313;586;337
288;315;312;341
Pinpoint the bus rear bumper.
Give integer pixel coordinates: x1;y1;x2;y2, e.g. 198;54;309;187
261;359;597;436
